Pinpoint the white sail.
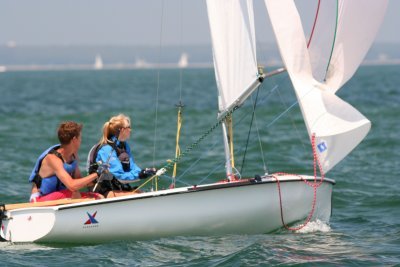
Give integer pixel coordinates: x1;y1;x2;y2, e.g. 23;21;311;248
306;0;389;92
94;54;103;70
264;0;387;173
206;0;259;113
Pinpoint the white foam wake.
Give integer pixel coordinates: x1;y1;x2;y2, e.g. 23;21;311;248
295;219;331;234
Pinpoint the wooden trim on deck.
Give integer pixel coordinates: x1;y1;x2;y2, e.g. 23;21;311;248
4;198;96;211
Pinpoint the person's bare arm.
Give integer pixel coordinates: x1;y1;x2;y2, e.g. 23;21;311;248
46;154;97;191
73;167;83;179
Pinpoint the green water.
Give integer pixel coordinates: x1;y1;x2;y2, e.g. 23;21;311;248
0;66;399;265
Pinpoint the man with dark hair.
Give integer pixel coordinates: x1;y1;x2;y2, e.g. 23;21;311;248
29;121;103;202
57;121;83;145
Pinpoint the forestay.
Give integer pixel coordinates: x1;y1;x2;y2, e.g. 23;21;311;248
206;0;259;113
264;0;388;173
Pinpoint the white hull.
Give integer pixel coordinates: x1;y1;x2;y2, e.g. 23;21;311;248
1;175;334;244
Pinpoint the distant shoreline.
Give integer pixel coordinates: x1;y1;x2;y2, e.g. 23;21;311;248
1;43;399;72
1;60;399;73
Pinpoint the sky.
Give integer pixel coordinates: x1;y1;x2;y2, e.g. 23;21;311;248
0;0;399;47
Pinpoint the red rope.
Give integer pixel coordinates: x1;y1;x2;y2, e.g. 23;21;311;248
272;133;325;231
307;0;321;48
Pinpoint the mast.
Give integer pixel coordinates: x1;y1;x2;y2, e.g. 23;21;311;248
206;0;257;180
221;120;233;180
219;68;285;180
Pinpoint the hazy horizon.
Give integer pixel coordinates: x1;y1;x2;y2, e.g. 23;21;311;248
1;1;398;71
1;43;398;71
1;0;399;47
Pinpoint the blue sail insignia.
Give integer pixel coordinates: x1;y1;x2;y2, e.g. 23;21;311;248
317;141;328;153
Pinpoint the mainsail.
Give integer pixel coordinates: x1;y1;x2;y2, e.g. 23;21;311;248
206;0;259;113
264;0;388;173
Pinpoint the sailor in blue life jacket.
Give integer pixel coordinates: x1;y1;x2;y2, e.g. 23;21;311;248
29;121;105;202
87;114;156;198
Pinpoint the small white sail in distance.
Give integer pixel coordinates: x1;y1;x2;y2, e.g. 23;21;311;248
264;0;388;173
206;0;259;113
94;54;103;70
178;53;189;68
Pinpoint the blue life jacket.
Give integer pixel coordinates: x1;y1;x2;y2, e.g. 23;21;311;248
29;145;78;196
29;144;60;182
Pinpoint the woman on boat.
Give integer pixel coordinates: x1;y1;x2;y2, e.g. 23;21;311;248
29;121;104;202
88;114;156;198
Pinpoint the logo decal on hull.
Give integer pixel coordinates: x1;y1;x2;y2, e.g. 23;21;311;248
84;211;98;225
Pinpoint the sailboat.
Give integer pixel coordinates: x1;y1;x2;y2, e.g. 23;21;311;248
94;54;104;70
178;53;189;68
0;0;388;244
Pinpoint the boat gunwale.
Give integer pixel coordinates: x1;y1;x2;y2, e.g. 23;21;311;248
55;176;335;211
3;176;334;213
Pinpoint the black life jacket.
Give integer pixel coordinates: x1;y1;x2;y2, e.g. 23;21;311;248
86;142;133;195
86;142;130;173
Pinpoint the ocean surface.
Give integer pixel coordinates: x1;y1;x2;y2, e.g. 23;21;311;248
0;66;399;266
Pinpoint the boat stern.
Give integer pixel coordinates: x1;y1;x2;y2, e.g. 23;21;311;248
1;206;56;243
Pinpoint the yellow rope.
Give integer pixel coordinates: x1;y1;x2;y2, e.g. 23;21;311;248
172;106;183;179
227;115;235;168
132;106;238;193
133;174;159;193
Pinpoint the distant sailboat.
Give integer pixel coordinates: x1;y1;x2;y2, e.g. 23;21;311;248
178;53;189;68
135;58;150;69
94;54;103;70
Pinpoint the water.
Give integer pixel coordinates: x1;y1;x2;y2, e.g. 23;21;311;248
0;66;399;266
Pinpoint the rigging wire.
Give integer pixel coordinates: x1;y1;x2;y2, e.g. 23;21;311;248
176;86;275;178
133;106;238;193
276;88;308;154
171;0;185;187
176;85;294;185
152;0;165;189
240;86;261;175
252;93;268;174
189;92;301;186
174;85;279;183
158;80;302;187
